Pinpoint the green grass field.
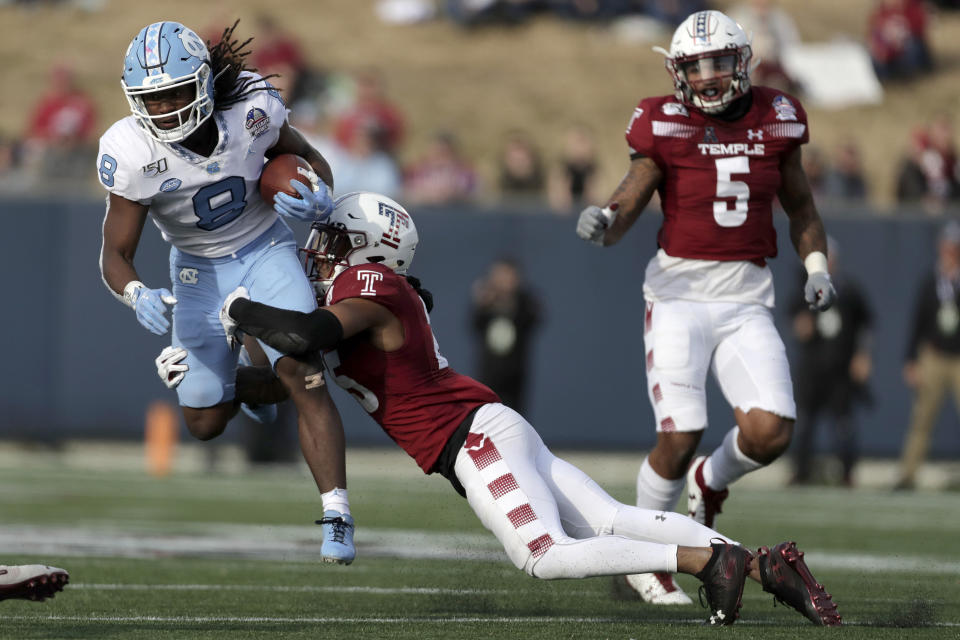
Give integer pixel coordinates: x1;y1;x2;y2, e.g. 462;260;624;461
1;446;957;639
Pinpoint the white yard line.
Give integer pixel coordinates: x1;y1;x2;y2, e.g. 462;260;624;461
2;614;957;627
0;523;956;574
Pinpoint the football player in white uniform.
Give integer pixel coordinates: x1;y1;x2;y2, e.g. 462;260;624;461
97;21;354;563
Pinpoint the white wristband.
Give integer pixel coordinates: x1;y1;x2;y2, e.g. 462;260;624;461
804;251;828;275
122;280;146;309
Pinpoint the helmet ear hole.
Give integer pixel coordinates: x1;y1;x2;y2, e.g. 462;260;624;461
367;256;386;264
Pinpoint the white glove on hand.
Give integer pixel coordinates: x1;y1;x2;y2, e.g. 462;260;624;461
124;281;177;335
804;271;837;311
273;174;333;222
576;204;618;246
156;346;188;390
220;285;250;349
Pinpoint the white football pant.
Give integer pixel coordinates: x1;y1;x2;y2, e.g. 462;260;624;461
454;403;736;579
643;299;796;433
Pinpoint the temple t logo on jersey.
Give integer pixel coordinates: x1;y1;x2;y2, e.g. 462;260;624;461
357;270;383;296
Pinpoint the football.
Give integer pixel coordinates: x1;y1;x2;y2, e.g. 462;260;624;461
259;154;313;204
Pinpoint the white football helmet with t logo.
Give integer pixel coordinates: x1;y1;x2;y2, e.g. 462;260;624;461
654;10;753;114
301;192;419;297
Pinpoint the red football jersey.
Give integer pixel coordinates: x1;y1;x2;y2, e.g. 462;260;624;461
625;86;810;263
324;263;500;473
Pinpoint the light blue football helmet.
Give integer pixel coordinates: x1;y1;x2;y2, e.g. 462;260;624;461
121;22;214;143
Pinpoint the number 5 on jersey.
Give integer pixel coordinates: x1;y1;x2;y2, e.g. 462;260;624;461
714;156;749;228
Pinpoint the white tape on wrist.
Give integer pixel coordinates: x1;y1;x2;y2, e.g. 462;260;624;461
122;280;146;309
804;251;828;275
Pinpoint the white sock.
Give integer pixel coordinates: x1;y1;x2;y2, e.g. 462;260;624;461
321;487;350;516
635;457;685;511
703;427;763;491
531;537;678;579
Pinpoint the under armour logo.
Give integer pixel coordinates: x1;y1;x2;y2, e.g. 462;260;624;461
304;373;325;389
655;513;667;522
178;267;199;285
747;128;764;140
703;126;719;144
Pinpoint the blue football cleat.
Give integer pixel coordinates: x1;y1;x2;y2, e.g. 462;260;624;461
316;510;355;565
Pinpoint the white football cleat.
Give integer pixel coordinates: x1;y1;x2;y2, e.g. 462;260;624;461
622;571;693;605
219;286;249;349
0;565;69;602
686;455;729;529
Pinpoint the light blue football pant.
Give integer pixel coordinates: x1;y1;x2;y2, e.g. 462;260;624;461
168;218;316;408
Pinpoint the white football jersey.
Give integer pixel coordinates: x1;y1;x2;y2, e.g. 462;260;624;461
97;72;288;258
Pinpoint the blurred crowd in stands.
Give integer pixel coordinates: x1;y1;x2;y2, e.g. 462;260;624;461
2;1;960;215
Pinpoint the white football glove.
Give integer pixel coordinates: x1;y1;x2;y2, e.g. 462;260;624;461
220;286;250;349
155;346;188;390
804;271;837;311
576;204;619;246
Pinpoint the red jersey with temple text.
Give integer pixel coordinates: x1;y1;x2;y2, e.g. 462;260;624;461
323;263;500;473
626;86;809;263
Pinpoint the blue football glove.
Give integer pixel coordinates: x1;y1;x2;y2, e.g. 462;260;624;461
273;176;333;222
124;281;177;335
804;271;837;311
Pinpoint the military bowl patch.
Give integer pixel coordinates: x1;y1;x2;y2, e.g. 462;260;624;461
245;107;270;139
773;95;797;122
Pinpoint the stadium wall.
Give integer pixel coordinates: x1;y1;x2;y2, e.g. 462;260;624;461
2;196;957;459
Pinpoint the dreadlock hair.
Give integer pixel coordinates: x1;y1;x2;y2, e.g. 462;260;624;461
404;275;433;313
207;20;280;111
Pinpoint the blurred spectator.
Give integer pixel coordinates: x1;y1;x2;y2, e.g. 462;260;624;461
789;238;873;487
21;63;97;181
403;131;479;205
868;0;933;81
445;0;541;27
249;16;331;120
551;0;639;21
251;14;305;72
471;257;543;414
0;137;19;175
498;130;546;202
896;221;960;490
800;145;828;200
896;117;960;214
823;139;869;201
643;0;710;27
548;122;601;212
325;123;403;199
333;69;406;156
728;0;801;92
